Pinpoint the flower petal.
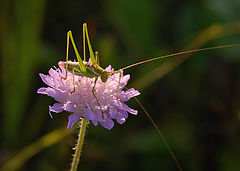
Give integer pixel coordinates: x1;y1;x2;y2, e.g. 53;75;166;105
67;113;81;130
120;74;130;88
83;108;96;121
49;103;64;113
37;87;52;95
39;73;55;87
91;119;98;126
65;101;75;112
117;102;138;115
100;119;114;130
109;108;117;118
119;88;140;101
105;65;114;72
116;117;126;124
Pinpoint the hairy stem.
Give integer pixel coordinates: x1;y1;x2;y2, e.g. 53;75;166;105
70;118;87;171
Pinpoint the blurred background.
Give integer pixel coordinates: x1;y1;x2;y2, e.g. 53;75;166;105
0;0;240;170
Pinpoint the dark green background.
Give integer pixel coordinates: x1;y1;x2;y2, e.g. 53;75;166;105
1;0;240;170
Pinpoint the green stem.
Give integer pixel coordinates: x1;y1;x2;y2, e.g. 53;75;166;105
70;118;87;171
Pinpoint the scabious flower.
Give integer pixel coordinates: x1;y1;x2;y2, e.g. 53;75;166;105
37;62;140;130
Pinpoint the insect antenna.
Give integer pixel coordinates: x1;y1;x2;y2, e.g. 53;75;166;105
133;96;183;171
108;73;183;170
121;44;240;71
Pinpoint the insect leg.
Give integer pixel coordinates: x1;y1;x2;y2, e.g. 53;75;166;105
68;31;86;73
83;23;96;63
83;25;86;62
61;31;70;80
70;67;81;93
109;70;122;99
92;77;104;118
116;70;122;99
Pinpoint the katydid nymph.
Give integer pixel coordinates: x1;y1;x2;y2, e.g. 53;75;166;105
59;23;239;171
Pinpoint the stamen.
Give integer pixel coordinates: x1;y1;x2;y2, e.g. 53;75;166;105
49;111;53;118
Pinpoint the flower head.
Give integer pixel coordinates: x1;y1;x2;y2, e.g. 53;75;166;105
37;62;140;130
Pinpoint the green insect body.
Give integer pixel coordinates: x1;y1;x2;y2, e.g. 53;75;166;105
63;61;109;82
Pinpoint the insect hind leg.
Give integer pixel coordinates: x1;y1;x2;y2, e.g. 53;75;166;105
61;31;70;80
83;23;96;64
92;77;105;118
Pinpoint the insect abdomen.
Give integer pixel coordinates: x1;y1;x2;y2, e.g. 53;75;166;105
64;61;105;78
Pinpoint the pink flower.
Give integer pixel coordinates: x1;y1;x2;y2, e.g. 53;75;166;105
37;62;140;130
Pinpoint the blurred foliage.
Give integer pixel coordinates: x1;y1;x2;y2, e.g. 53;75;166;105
0;0;240;171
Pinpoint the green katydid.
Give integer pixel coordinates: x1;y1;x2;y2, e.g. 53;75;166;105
59;23;239;171
60;23;122;117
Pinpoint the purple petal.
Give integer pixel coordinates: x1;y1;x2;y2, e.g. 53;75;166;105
58;61;66;71
91;120;98;126
38;87;65;102
67;113;81;130
120;88;140;101
37;87;52;94
116;117;126;124
65;101;76;112
119;109;128;118
83;108;96;121
110;108;127;124
99;119;114;130
48;89;67;103
120;74;130;88
105;65;114;72
39;73;54;87
49;103;64;113
109;108;117;118
122;74;130;83
94;110;108;121
48;68;59;77
38;87;67;103
117;102;138;115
